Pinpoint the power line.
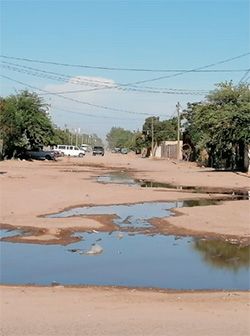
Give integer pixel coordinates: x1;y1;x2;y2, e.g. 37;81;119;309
0;74;164;118
1;53;249;95
0;54;249;73
126;52;250;86
1;74;142;120
1;62;110;88
52;105;140;121
133;83;208;92
2;53;248;121
39;86;209;96
1;62;209;95
238;69;250;84
0;60;209;92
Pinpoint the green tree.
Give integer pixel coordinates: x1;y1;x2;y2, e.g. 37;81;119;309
51;128;72;145
183;82;250;170
141;116;178;149
0;90;55;158
106;127;134;149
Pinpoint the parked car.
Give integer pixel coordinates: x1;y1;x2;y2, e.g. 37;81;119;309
52;145;85;157
111;147;121;153
121;148;128;154
18;150;57;161
92;146;104;156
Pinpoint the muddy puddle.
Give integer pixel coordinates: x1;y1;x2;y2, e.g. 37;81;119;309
1;231;249;289
47;200;219;230
97;172;249;198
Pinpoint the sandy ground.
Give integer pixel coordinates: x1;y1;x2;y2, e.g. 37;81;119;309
0;286;249;336
1;154;250;336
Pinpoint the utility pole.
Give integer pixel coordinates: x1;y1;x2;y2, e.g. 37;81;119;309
151;117;154;157
75;130;78;146
176;102;180;161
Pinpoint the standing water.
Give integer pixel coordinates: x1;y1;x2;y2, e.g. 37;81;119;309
1;199;249;289
1;232;249;289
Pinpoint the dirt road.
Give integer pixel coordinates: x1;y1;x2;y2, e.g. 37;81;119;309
1;286;249;336
0;154;249;336
0;153;249;244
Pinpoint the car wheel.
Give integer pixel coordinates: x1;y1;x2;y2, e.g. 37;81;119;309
79;153;84;157
45;155;51;160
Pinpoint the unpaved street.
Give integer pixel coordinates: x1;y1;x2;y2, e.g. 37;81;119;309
0;153;249;243
0;153;249;336
1;286;250;336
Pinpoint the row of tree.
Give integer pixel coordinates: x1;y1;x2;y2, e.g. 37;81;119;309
105;117;178;152
183;82;250;170
0;90;103;158
105;82;249;171
1;82;249;170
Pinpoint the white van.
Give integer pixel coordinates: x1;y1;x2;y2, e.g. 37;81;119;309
53;145;85;157
80;144;91;152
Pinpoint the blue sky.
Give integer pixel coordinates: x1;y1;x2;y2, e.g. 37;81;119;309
1;0;249;138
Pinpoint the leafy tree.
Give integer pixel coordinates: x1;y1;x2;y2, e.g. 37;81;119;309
157;117;178;142
141;116;178;151
131;131;144;153
183;82;250;170
52;128;75;145
106;127;134;149
0;90;55;158
141;116;160;149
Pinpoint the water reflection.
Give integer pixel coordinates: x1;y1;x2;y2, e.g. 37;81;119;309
96;172;249;198
1;232;249;289
97;172;136;185
139;180;249;197
192;239;250;271
182;199;219;207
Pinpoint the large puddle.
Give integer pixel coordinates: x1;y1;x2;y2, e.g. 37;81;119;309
1;232;249;289
47;200;219;230
1;171;249;290
1;199;250;290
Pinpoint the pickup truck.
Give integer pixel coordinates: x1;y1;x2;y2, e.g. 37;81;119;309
18;150;58;161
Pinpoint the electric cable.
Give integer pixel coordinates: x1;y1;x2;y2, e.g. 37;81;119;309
0;54;249;73
0;61;210;94
0;74;166;117
126;52;250;86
